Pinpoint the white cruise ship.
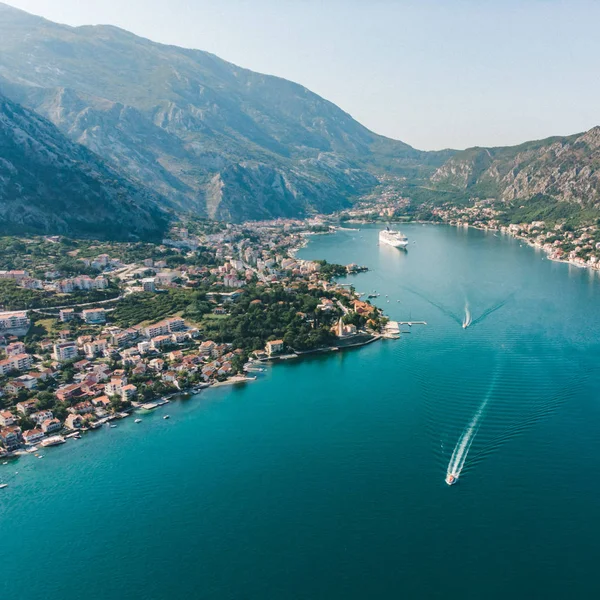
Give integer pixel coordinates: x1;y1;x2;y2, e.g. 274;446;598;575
379;227;408;248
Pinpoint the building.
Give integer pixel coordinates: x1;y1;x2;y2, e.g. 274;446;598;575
120;384;137;402
265;340;285;356
69;401;94;415
0;353;33;375
334;317;357;338
59;308;75;322
0;411;17;427
141;278;156;293
0;311;30;335
65;414;84;429
53;342;78;362
0;426;22;451
81;308;107;325
83;339;108;358
16;399;37;415
150;335;171;350
31;410;54;425
22;429;45;445
6;342;26;356
41;419;62;434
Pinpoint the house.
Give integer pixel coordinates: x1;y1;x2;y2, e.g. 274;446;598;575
6;341;26;356
22;428;45;445
105;377;126;396
59;308;75;322
0;426;22;451
69;401;94;415
16;399;37;415
92;395;111;409
53;342;78;362
171;332;187;344
74;359;91;371
56;383;83;402
81;308;107;324
31;410;54;425
149;358;165;371
0;353;33;375
168;350;184;362
162;371;177;383
198;340;216;357
41;419;62;434
265;340;285;356
120;384;137;402
150;335;171;350
14;374;38;390
65;414;84;429
0;411;17;426
4;380;26;395
83;340;108;358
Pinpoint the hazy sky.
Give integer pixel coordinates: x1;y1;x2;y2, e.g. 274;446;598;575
4;0;600;150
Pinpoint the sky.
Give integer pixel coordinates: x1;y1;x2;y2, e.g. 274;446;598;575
3;0;600;150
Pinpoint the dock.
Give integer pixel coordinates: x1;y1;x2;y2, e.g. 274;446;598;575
398;321;427;326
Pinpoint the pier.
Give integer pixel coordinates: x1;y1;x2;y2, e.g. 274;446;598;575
398;321;427;326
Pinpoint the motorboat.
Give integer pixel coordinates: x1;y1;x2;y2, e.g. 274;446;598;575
135;419;142;423
445;473;458;486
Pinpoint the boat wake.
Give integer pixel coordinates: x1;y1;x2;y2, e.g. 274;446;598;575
446;370;499;485
470;293;515;327
462;302;472;329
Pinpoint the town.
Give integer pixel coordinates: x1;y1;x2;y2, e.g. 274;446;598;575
0;219;387;458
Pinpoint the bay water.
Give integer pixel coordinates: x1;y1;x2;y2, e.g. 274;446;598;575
2;224;600;599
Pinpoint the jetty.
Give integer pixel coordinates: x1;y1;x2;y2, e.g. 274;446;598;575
398;321;427;326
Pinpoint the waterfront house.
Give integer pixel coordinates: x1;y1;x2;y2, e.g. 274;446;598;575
92;396;111;409
31;410;54;425
65;414;84;429
265;340;285;357
41;419;62;434
0;426;22;451
162;371;177;383
69;401;94;415
120;384;137;402
22;428;45;445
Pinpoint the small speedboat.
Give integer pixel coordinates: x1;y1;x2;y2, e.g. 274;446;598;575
163;415;170;420
0;483;8;489
135;419;142;424
110;425;117;429
445;473;458;486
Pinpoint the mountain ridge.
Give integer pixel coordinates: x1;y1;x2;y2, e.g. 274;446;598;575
0;1;450;222
0;91;168;239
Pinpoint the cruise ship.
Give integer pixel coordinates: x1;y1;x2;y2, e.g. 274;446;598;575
379;227;409;249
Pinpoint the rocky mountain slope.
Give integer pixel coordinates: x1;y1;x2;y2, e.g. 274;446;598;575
428;128;600;215
0;2;451;222
0;92;167;239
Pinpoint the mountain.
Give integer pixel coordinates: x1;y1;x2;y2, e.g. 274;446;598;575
426;128;600;221
0;2;451;222
0;92;167;239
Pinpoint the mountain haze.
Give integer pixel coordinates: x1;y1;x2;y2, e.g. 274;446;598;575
0;2;450;222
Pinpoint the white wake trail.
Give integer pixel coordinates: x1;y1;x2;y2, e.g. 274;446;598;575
447;375;497;481
462;301;472;328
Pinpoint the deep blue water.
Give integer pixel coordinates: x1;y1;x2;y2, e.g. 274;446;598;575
2;224;600;599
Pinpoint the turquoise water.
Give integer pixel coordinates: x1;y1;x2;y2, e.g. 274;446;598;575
3;224;600;599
